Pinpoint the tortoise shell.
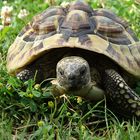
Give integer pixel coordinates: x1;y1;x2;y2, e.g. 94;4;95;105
6;1;140;77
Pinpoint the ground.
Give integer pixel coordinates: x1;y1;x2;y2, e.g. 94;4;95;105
0;0;140;139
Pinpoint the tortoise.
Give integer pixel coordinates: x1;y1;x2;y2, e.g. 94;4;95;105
6;0;140;118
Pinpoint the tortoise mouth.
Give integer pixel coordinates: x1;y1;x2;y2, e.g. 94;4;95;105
64;80;103;92
62;80;90;91
66;86;82;91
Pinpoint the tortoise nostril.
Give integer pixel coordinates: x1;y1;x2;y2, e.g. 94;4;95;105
68;74;76;81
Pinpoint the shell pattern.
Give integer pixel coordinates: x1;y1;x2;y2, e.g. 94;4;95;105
6;1;140;77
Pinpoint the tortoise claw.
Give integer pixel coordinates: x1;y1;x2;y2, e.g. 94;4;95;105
104;69;140;119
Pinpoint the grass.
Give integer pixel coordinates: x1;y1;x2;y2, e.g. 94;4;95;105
0;0;140;139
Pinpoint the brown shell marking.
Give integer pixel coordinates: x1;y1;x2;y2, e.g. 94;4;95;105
69;0;92;14
59;1;95;41
93;9;128;28
129;43;140;67
62;10;90;30
93;9;138;44
93;16;123;33
105;42;140;75
92;16;136;45
32;7;65;35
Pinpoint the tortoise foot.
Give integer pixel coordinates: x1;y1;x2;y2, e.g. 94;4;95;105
16;69;33;81
104;69;140;119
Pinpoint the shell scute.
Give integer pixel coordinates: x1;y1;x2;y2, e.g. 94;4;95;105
93;9;128;28
31;6;65;35
91;15;136;44
62;10;90;30
32;6;65;23
93;16;123;33
23;31;36;42
33;15;63;34
18;24;31;37
69;1;93;14
106;43;121;61
35;31;56;41
129;44;140;67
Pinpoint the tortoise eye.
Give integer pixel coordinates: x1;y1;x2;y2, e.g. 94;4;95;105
60;70;64;76
59;69;64;76
80;66;87;75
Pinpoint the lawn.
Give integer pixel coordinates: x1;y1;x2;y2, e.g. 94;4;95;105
0;0;140;139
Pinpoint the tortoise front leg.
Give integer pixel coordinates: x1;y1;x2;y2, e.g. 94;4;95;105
103;69;140;119
16;69;44;83
16;69;34;82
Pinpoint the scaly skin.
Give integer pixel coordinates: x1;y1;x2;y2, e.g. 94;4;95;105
103;69;140;119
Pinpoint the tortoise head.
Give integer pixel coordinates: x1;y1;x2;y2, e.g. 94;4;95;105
56;56;91;91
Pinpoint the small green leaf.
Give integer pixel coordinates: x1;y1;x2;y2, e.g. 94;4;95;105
0;26;11;39
135;87;140;95
29;100;37;112
18;91;27;97
32;90;41;97
26;79;35;92
7;76;21;88
137;82;140;87
43;92;52;98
